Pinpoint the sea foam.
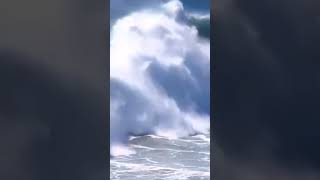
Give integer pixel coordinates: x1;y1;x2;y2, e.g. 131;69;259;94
110;0;210;156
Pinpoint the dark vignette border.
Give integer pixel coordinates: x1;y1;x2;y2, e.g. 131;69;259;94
212;0;320;179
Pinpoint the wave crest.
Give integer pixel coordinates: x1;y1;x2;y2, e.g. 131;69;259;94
110;0;210;156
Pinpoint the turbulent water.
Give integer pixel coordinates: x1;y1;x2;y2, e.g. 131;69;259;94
111;134;210;180
110;0;210;179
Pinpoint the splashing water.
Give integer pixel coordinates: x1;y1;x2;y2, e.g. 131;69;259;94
110;0;210;156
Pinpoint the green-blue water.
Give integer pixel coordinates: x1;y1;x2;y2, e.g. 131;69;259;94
181;0;210;11
182;0;211;39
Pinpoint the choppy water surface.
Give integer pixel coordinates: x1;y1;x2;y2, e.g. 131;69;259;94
111;134;210;180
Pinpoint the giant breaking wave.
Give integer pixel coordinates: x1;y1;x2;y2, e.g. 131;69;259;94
110;0;210;156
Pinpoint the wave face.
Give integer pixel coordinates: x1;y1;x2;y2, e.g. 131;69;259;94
110;0;210;156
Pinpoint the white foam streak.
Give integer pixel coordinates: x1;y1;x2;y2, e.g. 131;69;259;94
111;144;136;157
111;161;209;180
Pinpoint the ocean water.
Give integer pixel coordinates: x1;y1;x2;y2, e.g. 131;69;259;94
110;0;210;179
111;134;210;180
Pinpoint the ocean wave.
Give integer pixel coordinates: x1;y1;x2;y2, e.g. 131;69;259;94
186;12;210;38
110;0;210;156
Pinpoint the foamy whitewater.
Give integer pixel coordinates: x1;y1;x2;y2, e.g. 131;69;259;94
110;0;210;179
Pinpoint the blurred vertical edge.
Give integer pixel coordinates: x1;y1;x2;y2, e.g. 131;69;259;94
210;0;215;179
212;0;320;179
0;0;109;180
